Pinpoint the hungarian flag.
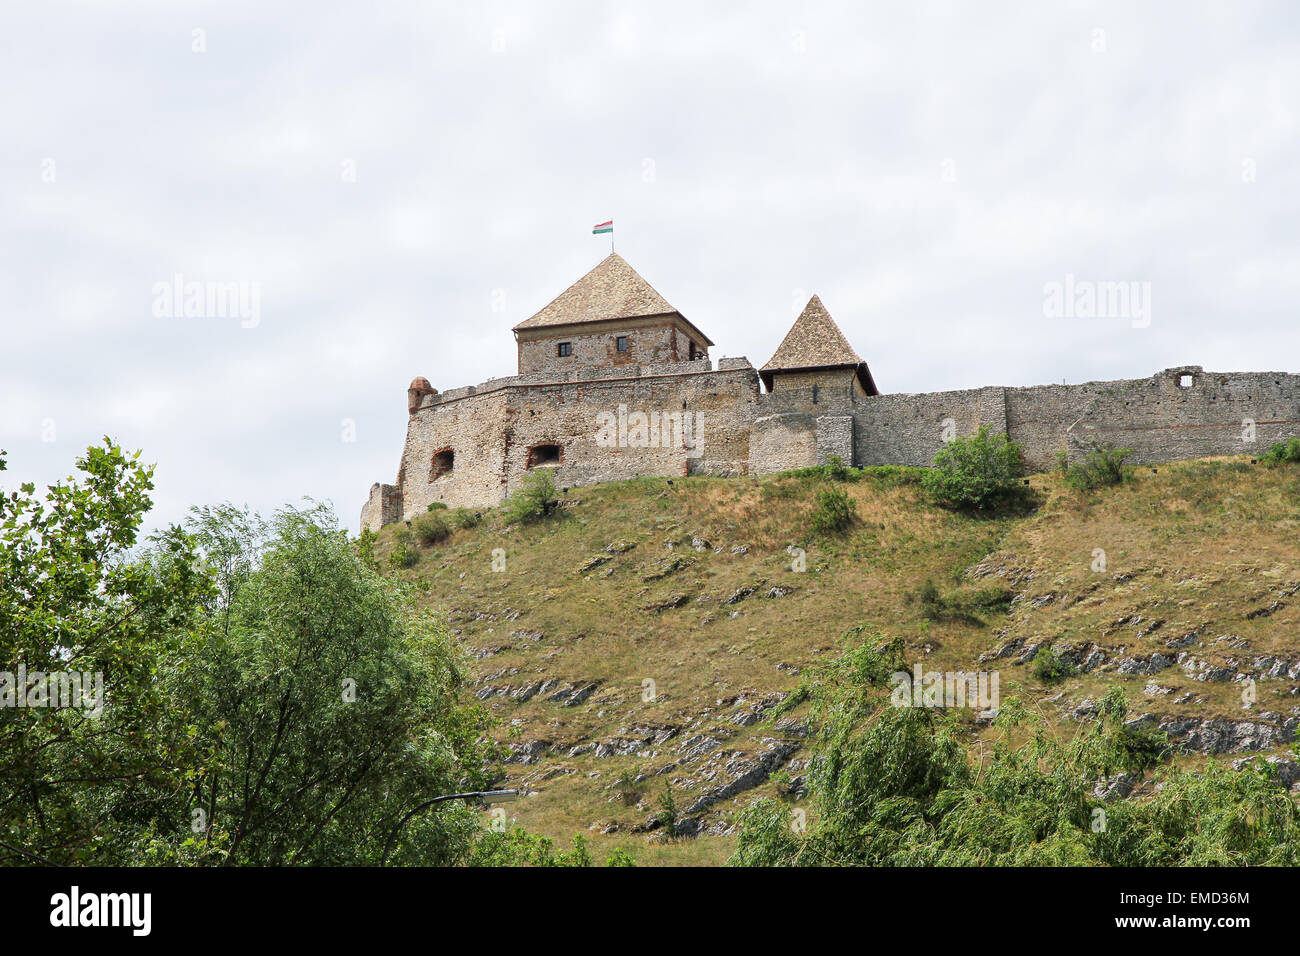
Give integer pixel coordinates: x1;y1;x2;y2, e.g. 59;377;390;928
592;220;613;235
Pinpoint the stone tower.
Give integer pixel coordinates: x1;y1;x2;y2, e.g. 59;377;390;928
759;294;878;401
511;253;714;374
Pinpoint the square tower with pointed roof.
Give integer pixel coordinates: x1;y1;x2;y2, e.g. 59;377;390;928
759;294;879;400
512;253;714;375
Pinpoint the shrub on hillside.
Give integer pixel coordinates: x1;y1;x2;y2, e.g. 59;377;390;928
916;578;944;621
1032;646;1077;684
907;579;1011;625
1113;722;1173;774
413;510;452;545
1064;443;1133;491
503;469;559;525
921;426;1025;510
1260;437;1300;466
788;454;852;481
809;485;856;535
388;526;418;568
654;782;679;841
426;501;448;511
450;507;482;529
821;454;850;481
355;527;379;571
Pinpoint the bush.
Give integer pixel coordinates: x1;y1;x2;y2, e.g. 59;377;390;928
604;847;636;867
731;638;1298;867
450;507;482;529
861;465;925;488
787;455;852;481
907;579;1011;625
388;527;418;568
1064;443;1132;491
412;510;452;545
1260;437;1300;466
809;486;856;535
821;455;850;481
426;501;448;511
921;426;1025;510
916;578;944;620
654;782;679;840
613;769;646;807
1114;723;1172;774
1032;646;1077;684
355;527;379;571
502;469;559;525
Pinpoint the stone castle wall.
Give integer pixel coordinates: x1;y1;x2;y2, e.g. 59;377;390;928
374;359;759;525
362;362;1300;531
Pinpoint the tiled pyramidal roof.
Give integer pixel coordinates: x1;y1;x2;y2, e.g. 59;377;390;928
513;253;680;331
760;295;878;394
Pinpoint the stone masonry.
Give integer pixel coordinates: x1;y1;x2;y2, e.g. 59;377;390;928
361;255;1300;531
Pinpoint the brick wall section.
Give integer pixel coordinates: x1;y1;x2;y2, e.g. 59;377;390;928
362;364;1300;529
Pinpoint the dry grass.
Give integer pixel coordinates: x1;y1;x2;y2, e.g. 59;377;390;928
371;456;1300;865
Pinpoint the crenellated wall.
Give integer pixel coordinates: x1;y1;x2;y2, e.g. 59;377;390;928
362;363;1300;531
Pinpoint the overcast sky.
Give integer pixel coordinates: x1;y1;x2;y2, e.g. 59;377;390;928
2;0;1297;535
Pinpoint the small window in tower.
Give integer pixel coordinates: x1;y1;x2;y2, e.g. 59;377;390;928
688;342;698;360
430;448;454;480
1179;374;1194;388
527;443;562;468
616;335;628;352
557;342;572;357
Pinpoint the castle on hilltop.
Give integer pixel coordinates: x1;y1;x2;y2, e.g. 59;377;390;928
361;253;1300;531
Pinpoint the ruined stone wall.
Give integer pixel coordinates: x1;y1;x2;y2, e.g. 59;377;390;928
850;386;1008;467
360;482;403;534
380;359;760;523
395;388;513;520
363;363;1300;530
1003;380;1118;472
995;368;1300;470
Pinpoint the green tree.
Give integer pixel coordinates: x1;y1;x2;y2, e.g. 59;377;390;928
172;503;498;865
732;631;1300;866
0;440;511;865
0;440;213;865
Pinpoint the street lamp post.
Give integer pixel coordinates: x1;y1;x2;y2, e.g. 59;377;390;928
381;789;518;866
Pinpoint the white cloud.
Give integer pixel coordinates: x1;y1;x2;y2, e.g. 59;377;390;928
2;0;1297;535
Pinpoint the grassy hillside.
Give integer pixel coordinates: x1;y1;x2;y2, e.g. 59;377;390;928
372;455;1300;865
